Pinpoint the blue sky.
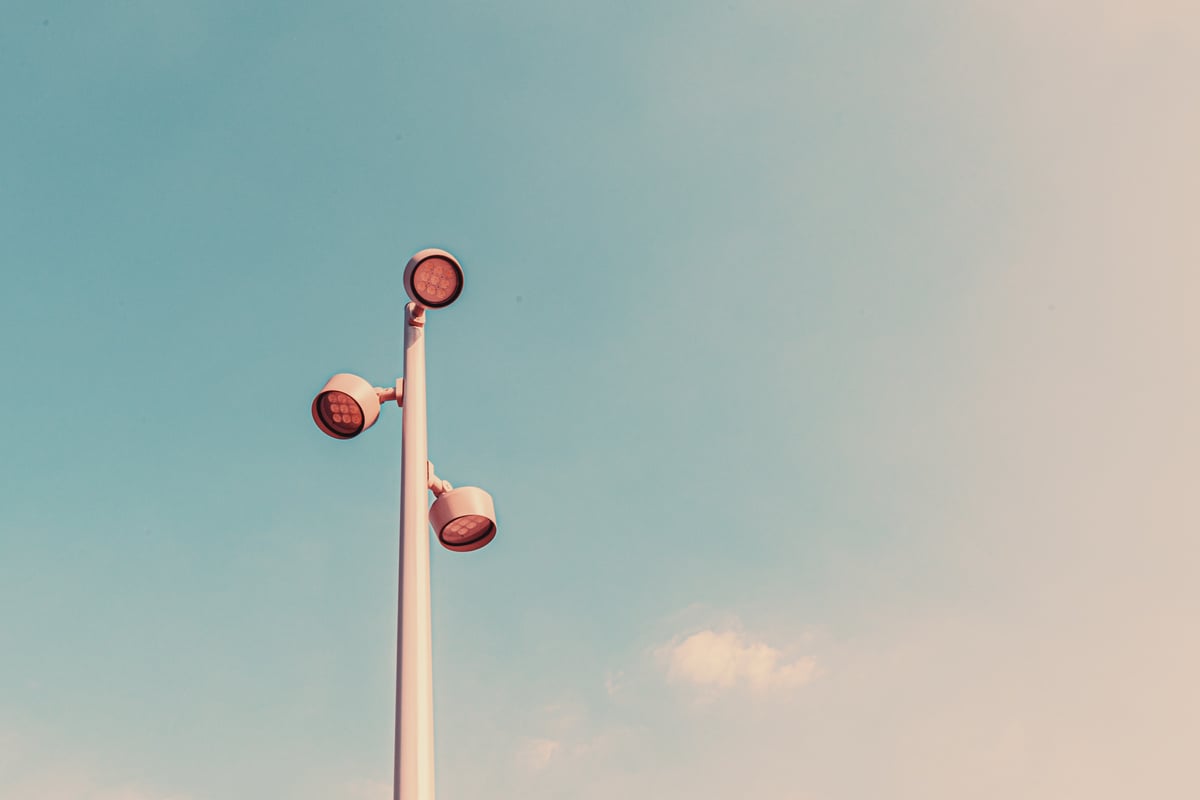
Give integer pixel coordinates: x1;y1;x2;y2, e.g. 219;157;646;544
2;2;1197;799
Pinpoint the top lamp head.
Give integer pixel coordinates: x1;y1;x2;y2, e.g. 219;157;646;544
404;249;464;309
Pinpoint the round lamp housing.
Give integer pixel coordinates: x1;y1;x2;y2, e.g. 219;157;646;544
430;486;497;552
404;249;464;309
312;373;382;439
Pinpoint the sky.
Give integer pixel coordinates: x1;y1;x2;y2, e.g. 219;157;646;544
1;2;1197;798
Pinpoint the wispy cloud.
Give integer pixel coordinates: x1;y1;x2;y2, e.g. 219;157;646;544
516;737;562;773
0;779;191;800
0;728;193;800
658;628;817;694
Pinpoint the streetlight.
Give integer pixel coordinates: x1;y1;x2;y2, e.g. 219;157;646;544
311;247;497;800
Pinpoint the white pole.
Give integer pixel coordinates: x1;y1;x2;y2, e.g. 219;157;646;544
395;302;435;800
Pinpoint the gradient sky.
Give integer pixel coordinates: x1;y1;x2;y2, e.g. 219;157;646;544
2;2;1197;799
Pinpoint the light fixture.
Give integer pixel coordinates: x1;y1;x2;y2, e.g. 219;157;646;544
404;248;464;309
311;373;384;439
311;244;503;798
430;486;497;552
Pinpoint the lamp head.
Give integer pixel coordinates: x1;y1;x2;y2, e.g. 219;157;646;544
430;486;497;552
312;373;382;439
404;248;464;309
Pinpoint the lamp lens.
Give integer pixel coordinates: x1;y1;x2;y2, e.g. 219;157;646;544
440;514;494;546
317;391;364;437
411;257;461;306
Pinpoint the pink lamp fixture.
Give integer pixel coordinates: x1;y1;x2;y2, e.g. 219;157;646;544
310;247;497;800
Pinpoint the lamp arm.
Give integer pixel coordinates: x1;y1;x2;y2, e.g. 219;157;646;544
426;461;453;496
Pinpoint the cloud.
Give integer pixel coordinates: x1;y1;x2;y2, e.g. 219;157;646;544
658;629;817;694
516;738;562;773
0;728;192;800
0;777;191;800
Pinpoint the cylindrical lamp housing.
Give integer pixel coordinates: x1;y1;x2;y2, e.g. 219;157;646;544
404;249;464;309
430;486;497;552
312;373;382;439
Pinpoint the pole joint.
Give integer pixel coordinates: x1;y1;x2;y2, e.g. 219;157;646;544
376;379;404;406
406;302;427;328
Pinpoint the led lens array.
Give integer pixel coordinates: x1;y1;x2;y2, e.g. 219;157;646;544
411;257;461;306
319;391;364;436
440;514;494;545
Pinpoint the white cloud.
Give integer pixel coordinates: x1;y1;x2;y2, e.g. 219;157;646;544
0;729;191;800
658;629;817;694
0;777;191;800
516;737;562;773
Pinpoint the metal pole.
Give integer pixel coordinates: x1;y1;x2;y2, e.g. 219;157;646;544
395;302;435;800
